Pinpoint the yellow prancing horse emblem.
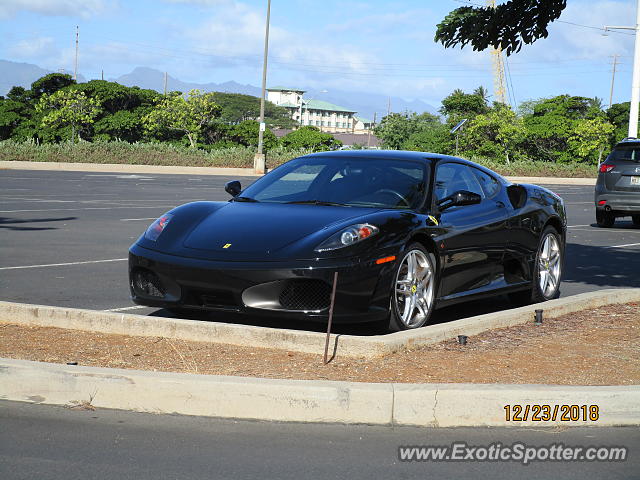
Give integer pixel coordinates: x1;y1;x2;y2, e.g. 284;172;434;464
411;285;417;293
223;243;232;249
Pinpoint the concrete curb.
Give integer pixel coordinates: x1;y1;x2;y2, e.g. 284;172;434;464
0;160;596;184
2;289;639;359
507;176;595;186
1;358;638;426
0;161;262;177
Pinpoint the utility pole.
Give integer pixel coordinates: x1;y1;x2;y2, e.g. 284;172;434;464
74;26;79;81
254;0;271;175
605;0;640;138
609;54;619;109
163;72;168;95
101;69;104;81
387;97;391;116
367;112;376;148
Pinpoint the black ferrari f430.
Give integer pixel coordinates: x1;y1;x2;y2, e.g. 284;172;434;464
129;150;566;330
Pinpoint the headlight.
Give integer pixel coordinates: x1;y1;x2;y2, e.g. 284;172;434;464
144;213;173;241
314;223;379;252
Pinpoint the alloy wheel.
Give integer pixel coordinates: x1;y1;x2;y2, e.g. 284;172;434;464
537;233;561;298
393;249;435;328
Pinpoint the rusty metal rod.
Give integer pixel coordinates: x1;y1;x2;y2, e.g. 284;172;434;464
323;271;339;364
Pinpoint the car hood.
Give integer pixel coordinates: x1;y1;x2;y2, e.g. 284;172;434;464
181;201;380;260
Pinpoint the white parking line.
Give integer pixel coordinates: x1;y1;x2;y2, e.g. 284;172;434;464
120;217;157;221
567;224;591;228
0;258;127;270
0;206;174;213
607;242;640;248
569;227;640;233
103;305;148;312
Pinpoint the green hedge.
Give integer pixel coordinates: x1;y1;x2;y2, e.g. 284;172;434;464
0;140;597;177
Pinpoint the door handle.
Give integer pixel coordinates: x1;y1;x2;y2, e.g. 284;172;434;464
496;201;506;208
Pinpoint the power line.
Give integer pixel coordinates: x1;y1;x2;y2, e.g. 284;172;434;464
504;54;518;108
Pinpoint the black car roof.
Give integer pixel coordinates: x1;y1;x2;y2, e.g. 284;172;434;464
614;137;640;147
303;149;468;163
300;150;507;181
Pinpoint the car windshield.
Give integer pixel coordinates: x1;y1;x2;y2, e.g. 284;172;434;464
609;146;640;163
240;155;429;209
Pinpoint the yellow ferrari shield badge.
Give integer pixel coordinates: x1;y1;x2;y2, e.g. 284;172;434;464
223;243;232;249
427;215;439;226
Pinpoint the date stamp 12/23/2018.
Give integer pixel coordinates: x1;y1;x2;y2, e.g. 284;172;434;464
504;404;600;422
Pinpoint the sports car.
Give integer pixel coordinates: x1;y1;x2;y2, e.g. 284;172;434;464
129;150;566;331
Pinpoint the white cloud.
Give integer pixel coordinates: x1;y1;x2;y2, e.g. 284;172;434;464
0;0;112;19
162;0;229;5
183;1;380;77
7;36;56;58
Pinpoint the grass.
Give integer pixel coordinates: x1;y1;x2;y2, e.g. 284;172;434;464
0;139;598;177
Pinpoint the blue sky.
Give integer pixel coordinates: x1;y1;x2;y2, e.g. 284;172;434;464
1;0;639;110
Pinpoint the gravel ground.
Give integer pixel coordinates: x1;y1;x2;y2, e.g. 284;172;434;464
1;303;638;385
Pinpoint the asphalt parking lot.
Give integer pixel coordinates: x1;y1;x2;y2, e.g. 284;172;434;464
1;169;639;333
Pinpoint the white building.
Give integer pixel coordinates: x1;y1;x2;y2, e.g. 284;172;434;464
267;87;358;133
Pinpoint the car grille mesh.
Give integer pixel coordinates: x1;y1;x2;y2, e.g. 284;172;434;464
278;280;332;311
132;269;165;298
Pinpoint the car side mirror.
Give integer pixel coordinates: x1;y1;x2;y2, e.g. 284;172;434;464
436;190;482;211
225;180;242;197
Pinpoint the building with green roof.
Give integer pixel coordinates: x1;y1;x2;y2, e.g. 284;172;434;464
267;87;362;133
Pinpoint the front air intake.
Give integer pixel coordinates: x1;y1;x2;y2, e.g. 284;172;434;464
278;279;331;311
132;269;165;298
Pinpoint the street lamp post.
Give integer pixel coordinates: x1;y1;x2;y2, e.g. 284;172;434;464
605;0;640;138
254;0;271;174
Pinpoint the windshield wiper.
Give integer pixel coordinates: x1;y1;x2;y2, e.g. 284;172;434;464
232;196;259;202
286;200;349;206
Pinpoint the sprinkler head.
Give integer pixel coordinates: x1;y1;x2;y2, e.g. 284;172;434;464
457;335;468;345
535;309;543;325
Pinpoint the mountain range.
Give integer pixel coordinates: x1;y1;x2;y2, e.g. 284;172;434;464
0;60;437;120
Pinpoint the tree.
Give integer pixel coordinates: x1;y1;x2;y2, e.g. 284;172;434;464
606;102;631;146
568;118;615;163
464;104;526;163
229;120;277;150
436;0;567;55
30;73;75;99
403;123;452;154
522;95;605;163
374;111;441;150
36;89;101;141
212;92;294;128
143;89;221;147
280;126;341;151
439;88;489;124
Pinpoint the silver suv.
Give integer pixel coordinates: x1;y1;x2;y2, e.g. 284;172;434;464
595;138;640;227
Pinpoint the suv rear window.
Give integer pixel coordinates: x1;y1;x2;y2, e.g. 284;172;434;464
609;145;640;163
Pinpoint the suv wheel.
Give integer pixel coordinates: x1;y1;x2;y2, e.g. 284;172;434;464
632;215;640;226
596;210;615;228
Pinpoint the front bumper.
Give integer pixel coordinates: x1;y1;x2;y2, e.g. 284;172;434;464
128;244;396;323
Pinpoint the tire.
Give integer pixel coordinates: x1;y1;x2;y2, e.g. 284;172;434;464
389;243;437;331
632;215;640;226
596;210;615;228
508;226;563;306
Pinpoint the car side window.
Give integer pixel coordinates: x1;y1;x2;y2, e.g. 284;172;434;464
472;168;501;199
434;163;485;202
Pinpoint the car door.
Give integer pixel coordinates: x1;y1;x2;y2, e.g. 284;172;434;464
433;162;508;298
